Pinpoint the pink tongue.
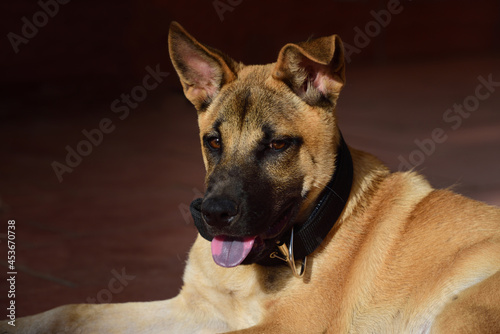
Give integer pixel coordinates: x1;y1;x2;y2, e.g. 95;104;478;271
211;236;256;268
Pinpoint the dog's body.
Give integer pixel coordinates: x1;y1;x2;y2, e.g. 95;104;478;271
3;23;499;333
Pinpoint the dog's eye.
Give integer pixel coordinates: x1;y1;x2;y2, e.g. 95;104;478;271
207;137;221;150
270;140;289;151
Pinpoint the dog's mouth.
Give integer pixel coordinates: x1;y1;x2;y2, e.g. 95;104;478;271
211;236;256;268
210;203;298;268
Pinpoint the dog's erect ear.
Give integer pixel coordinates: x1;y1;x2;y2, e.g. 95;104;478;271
168;22;239;110
273;35;345;108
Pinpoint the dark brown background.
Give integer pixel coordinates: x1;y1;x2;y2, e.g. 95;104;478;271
2;0;499;98
1;0;499;318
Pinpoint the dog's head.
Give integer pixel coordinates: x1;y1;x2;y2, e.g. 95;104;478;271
168;22;346;267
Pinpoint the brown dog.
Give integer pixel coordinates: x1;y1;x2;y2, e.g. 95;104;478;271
3;22;500;333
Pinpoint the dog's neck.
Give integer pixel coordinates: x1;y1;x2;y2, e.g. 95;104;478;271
257;131;353;266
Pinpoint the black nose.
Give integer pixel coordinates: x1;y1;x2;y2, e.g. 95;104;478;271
201;197;238;228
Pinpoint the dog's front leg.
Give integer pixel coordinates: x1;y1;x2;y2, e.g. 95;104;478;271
1;295;231;334
224;321;309;334
220;310;326;334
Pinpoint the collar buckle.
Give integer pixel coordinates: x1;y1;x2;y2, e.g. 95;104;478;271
270;227;307;278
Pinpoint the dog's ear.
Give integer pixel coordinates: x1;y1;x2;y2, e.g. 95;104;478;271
273;35;345;108
168;22;239;110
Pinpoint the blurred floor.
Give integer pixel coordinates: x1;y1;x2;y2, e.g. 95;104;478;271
1;55;499;317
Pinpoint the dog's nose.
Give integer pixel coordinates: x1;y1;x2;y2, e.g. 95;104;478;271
201;197;238;228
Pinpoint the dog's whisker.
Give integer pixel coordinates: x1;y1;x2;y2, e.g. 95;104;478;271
314;178;345;203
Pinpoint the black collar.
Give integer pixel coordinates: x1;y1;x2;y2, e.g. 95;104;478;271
189;132;353;267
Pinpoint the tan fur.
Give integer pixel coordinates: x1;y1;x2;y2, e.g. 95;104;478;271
3;22;499;334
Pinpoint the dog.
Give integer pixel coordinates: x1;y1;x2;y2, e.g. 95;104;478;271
3;21;500;334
